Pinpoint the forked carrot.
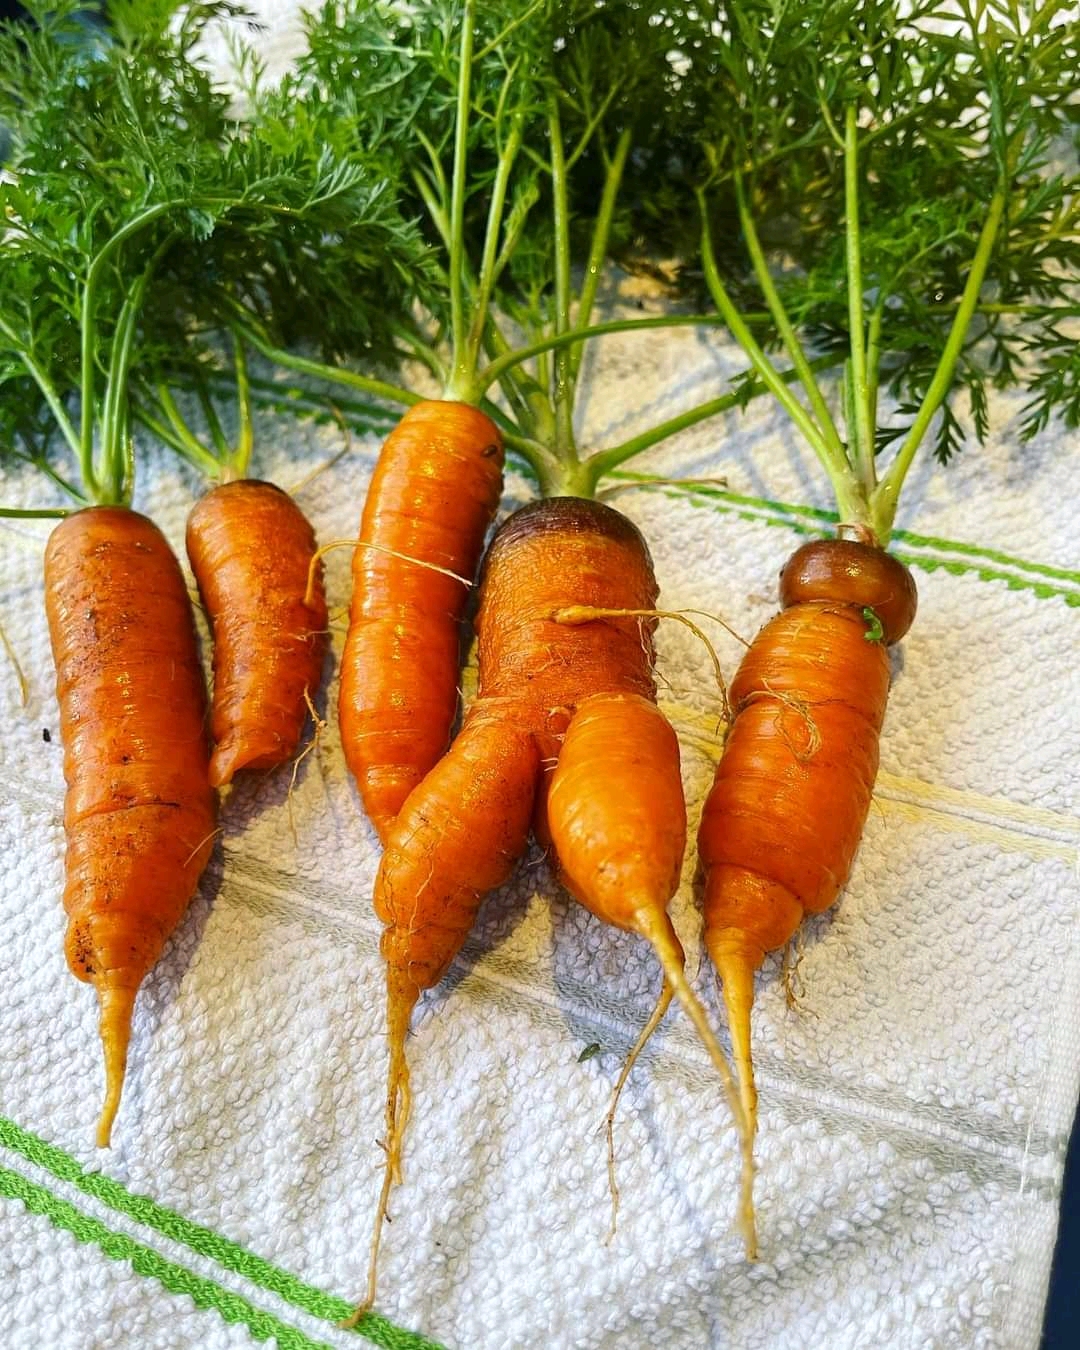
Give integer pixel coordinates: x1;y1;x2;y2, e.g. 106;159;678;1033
186;479;328;787
547;691;755;1251
348;497;752;1319
44;508;217;1146
338;400;504;841
698;537;917;1208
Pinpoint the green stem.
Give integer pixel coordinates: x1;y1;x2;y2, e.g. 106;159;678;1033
583;354;845;492
464;113;524;381
13;347;82;463
133;402;220;477
501;430;554;486
79;203;175;488
196;376;231;460
570;128;632;385
0;506;72;519
478;314;757;393
236;323;419;410
483;315;552;444
416;128;449;211
474;0;546;61
548;96;577;458
843;106;875;489
209;375;395;429
871;188;1008;541
391;323;445;383
100;273;149;503
489;182;539;292
699;191;865;520
735;171;845;464
26;456;87;505
446;0;478;395
866;300;884;441
231;330;254;478
411;166;452;249
565;84;620;171
118;399;134;506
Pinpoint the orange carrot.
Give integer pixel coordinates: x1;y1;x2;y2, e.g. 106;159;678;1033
186;479;328;787
44;507;217;1146
351;706;539;1318
349;497;749;1316
698;537;917;1215
338;400;504;841
547;691;755;1250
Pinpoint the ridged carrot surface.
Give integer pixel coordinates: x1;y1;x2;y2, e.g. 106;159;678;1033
44;507;217;1146
339;400;504;840
476;497;659;842
698;538;916;1206
186;479;328;787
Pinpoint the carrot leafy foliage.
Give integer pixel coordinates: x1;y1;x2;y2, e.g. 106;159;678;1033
643;0;1078;538
0;0;429;507
2;0;1077;517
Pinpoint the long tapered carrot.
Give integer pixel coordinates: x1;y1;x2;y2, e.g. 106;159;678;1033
698;537;917;1214
338;400;504;841
44;507;217;1146
350;497;750;1316
186;479;328;787
347;707;538;1321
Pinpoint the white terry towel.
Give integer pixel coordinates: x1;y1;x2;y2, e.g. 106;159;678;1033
1;302;1078;1350
2;8;1079;1347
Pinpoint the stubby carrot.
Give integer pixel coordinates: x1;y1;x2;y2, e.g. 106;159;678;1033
187;479;328;787
45;507;217;1146
698;537;917;1216
338;400;504;840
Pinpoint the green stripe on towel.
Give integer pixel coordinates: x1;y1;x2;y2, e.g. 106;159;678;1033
0;1118;443;1350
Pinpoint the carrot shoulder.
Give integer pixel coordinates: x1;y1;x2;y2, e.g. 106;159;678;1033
45;507;217;1146
698;538;917;1176
339;400;504;840
186;479;328;787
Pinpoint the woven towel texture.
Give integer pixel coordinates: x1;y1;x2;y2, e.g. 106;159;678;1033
1;8;1078;1347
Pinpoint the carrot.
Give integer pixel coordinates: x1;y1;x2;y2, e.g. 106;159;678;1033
547;691;756;1251
44;507;217;1147
186;479;328;787
477;498;660;850
338;400;504;841
349;706;539;1319
347;497;750;1318
697;537;917;1214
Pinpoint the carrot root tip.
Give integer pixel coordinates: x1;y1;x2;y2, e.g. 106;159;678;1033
604;979;675;1244
711;944;763;1260
356;968;419;1320
633;907;759;1257
95;982;137;1149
